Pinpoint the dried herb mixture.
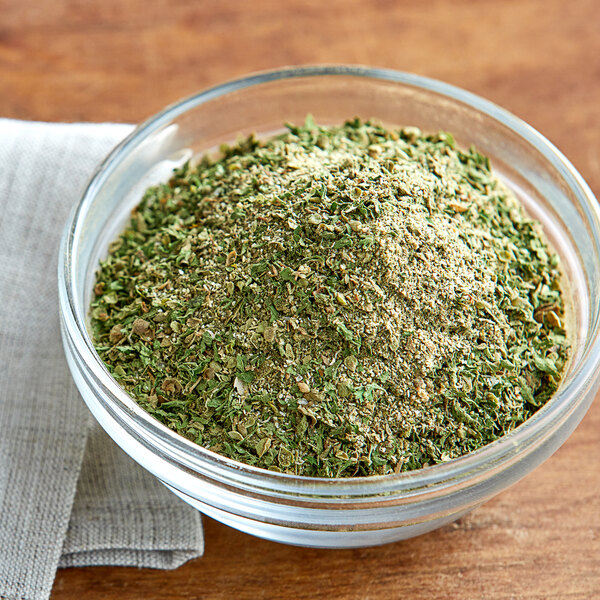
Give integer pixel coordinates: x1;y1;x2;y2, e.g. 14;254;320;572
90;117;569;477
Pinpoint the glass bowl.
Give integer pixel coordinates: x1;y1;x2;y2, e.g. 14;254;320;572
58;66;600;548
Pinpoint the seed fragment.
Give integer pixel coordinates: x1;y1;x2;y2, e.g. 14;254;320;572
298;382;310;394
131;318;153;339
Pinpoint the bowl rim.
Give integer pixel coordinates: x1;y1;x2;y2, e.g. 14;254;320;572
59;64;600;495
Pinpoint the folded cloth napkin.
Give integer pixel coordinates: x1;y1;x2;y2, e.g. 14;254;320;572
0;120;204;600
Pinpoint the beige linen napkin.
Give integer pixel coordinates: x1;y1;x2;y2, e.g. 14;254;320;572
0;120;204;600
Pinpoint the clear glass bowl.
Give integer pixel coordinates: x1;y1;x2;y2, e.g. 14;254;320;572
58;66;600;548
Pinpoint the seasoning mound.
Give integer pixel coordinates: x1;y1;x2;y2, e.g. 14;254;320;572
91;118;569;477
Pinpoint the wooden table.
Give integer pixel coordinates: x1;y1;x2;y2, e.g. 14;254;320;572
3;1;599;597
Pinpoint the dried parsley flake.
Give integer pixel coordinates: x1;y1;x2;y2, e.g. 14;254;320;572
90;118;569;477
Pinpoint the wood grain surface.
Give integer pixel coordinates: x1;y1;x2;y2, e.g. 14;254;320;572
2;1;599;598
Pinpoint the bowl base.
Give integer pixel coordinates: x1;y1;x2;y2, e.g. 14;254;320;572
164;482;475;549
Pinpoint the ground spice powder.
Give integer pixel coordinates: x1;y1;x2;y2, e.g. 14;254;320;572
90;118;569;477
